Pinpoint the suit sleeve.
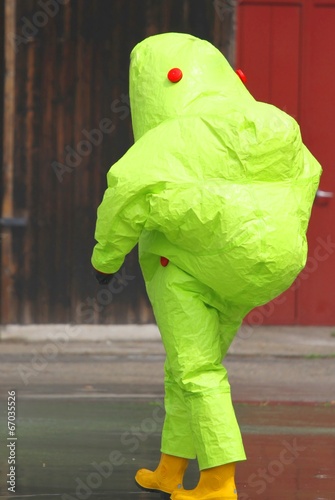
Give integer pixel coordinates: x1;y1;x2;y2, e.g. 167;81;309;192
91;138;167;273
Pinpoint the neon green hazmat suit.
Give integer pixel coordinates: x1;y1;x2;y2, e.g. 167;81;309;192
92;33;322;469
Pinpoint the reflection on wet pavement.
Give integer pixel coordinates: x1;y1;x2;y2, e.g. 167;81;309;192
0;398;334;499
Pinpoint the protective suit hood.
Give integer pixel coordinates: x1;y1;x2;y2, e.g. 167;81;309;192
130;32;252;141
93;32;321;312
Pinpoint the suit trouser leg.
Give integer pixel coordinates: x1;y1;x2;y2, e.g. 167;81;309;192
161;358;197;459
146;262;246;470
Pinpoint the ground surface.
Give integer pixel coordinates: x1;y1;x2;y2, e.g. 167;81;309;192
0;325;334;499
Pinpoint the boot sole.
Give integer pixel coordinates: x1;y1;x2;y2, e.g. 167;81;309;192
134;478;171;499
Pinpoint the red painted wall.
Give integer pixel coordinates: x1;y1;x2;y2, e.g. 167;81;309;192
237;0;335;325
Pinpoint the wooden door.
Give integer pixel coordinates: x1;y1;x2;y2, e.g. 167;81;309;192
0;0;233;324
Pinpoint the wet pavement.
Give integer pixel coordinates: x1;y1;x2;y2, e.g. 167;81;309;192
0;326;334;499
0;397;334;499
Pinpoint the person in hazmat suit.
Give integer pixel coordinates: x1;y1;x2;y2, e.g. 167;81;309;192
92;33;321;500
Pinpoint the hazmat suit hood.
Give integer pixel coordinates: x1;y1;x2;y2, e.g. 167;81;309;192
92;32;321;317
129;32;252;141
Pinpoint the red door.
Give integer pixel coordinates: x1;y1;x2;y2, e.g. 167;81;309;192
237;0;335;325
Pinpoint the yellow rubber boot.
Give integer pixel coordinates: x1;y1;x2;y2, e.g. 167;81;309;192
171;463;237;500
135;453;189;495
